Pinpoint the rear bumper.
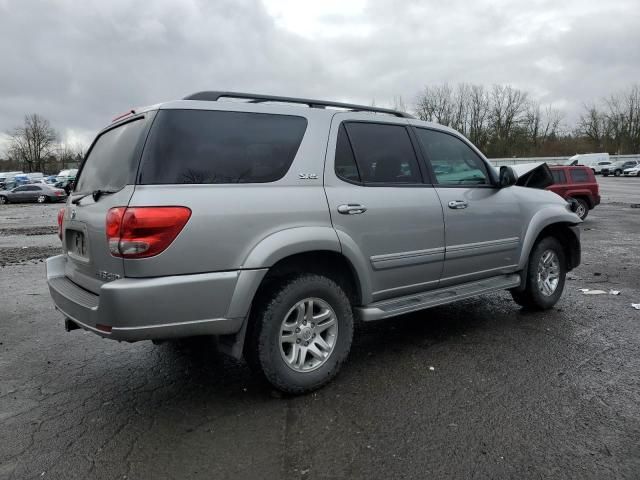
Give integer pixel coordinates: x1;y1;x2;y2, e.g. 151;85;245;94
46;255;266;342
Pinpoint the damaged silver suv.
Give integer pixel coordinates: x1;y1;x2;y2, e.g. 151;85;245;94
47;91;581;393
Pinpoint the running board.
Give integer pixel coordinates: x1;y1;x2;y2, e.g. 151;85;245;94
356;273;521;321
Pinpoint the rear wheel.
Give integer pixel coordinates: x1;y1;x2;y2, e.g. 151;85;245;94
0;196;7;204
245;274;354;394
37;194;48;203
511;236;566;310
614;169;621;177
571;197;589;220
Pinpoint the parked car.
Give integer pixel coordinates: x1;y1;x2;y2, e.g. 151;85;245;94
0;184;67;204
548;166;600;220
623;164;640;176
54;178;75;194
602;160;640;176
46;91;581;394
566;153;610;173
55;168;78;183
44;175;58;184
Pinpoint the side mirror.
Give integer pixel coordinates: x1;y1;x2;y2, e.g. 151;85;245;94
499;166;517;188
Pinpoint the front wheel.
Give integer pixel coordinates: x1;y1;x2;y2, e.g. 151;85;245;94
511;236;566;310
614;170;621;177
245;274;354;394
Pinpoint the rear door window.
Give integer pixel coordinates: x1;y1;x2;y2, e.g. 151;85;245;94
75;117;150;193
570;169;590;183
343;122;422;184
334;124;361;183
138;110;307;184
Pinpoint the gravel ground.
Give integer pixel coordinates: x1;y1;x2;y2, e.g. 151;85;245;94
1;178;639;480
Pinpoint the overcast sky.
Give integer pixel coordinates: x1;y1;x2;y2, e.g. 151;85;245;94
0;0;638;150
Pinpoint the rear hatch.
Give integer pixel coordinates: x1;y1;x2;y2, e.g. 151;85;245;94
63;113;154;294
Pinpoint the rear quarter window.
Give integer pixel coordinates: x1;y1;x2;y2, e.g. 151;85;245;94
551;170;566;184
138;110;307;184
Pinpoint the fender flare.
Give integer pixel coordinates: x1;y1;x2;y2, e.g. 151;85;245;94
518;207;581;270
240;226;372;305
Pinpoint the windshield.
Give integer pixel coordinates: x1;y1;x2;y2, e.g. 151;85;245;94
74;116;150;193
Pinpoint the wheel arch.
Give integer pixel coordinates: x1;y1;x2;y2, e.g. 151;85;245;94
514;217;580;292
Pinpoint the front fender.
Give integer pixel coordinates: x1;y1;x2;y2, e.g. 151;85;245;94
518;205;581;270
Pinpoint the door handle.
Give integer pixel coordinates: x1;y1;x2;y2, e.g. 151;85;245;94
337;204;367;215
448;200;468;209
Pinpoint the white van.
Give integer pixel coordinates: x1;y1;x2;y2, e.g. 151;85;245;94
566;153;611;173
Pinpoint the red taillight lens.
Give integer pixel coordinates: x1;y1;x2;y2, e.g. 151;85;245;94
106;206;191;258
57;208;65;239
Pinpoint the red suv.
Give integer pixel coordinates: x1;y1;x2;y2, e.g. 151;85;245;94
547;166;600;219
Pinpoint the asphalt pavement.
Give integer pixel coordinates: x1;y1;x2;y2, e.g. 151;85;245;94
1;177;639;479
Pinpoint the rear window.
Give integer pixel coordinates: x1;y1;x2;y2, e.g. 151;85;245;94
138;110;307;184
75;117;149;193
570;169;590;183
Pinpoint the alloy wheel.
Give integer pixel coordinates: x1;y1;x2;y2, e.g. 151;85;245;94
537;250;560;296
279;297;338;372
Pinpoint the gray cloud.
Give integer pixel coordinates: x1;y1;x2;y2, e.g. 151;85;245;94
1;0;638;149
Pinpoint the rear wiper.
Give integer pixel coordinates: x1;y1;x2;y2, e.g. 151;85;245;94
71;189;118;205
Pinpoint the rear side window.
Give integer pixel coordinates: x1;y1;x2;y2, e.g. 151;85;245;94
344;122;421;184
415;128;489;185
139;110;307;184
570;169;590;183
335;124;361;182
75;117;148;193
551;170;566;184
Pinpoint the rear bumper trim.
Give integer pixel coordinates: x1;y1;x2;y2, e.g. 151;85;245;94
46;255;248;342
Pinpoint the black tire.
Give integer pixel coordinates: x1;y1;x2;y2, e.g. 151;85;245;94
511;236;566;310
245;274;354;394
37;194;48;203
614;169;621;177
603;173;609;177
0;196;7;204
570;197;589;220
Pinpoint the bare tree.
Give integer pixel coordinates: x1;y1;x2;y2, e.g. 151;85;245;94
7;114;58;172
468;85;490;149
489;85;528;156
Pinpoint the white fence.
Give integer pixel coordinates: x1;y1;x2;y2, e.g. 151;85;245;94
488;154;640;167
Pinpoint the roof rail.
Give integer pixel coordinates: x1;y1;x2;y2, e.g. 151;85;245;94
182;91;413;118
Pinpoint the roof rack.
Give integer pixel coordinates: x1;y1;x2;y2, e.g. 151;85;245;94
182;91;413;118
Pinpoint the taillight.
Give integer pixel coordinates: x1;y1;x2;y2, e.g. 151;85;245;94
106;207;191;258
57;208;65;239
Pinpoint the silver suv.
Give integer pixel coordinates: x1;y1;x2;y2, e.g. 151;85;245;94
47;91;581;393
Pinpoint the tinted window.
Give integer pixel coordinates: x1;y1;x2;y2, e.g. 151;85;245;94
551;170;566;184
139;110;307;184
26;185;41;191
75;117;148;193
415;128;489;185
570;169;589;183
345;123;421;184
14;186;28;192
334;124;360;182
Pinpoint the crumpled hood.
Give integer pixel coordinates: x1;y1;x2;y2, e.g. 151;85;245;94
498;163;555;189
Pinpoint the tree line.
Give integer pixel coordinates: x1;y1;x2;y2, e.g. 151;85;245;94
1;114;85;173
412;83;640;158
